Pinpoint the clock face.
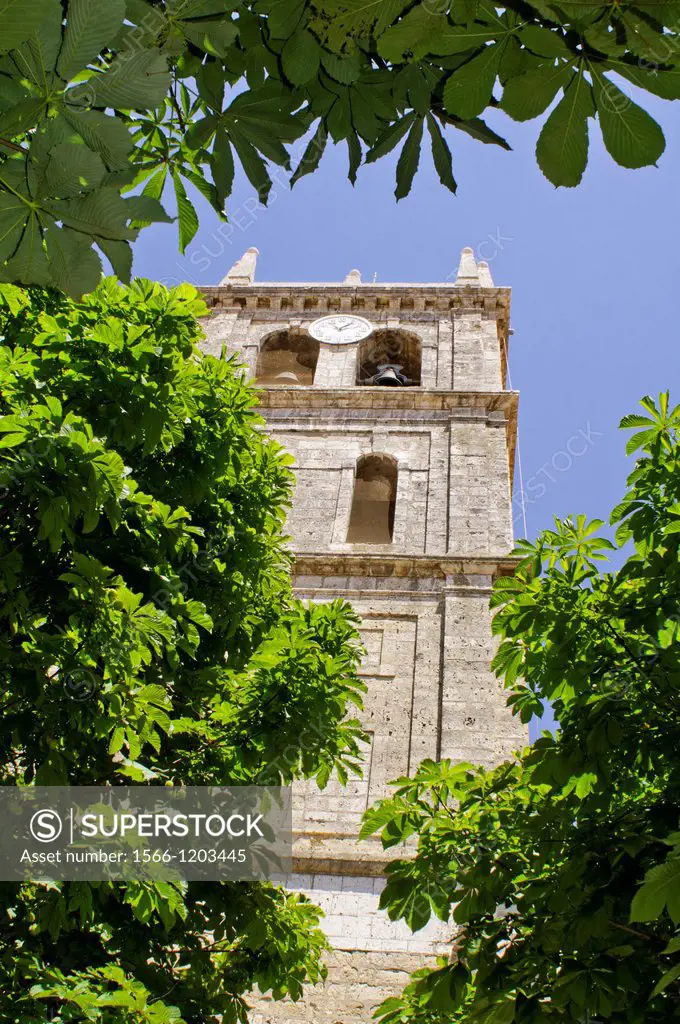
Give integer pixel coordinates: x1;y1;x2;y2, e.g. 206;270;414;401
308;314;372;345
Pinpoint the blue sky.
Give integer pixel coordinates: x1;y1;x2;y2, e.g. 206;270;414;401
133;95;679;738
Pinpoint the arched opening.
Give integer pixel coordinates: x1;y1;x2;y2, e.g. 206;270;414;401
347;454;398;544
255;330;319;386
356;329;421;386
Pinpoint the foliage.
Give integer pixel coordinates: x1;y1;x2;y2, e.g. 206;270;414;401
1;1;678;295
0;278;366;1022
364;394;680;1023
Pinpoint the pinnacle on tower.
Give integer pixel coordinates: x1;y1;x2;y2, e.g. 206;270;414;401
220;246;259;285
477;260;494;287
344;269;362;284
454;246;479;286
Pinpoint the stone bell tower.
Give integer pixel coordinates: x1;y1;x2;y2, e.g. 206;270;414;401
199;247;527;1023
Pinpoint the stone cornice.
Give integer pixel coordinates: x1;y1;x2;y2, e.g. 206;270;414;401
200;282;511;329
291;837;400;877
292;552;520;581
258;386;516;413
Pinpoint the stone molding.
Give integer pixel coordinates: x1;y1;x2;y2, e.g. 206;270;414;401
292;552;519;581
201;282;511;329
290;836;404;876
259;388;515;411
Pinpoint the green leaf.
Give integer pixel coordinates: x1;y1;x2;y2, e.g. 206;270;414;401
0;98;48;138
78;49;170;109
519;25;572;58
430;24;498;56
326;94;352;142
267;0;305;38
501;62;570;122
621;10;665;63
211;127;234;208
321;0;412;44
166;0;228;14
5;214;49;285
57;0;126;81
281;29;321;86
359;802;398;841
395;113;423;200
224;84;308;144
347;132;362;185
172;171;198;252
426;114;456;194
535;71;594;187
631;855;680;924
184;113;218;151
0;192;29;262
366;111;417;164
0;0;55;53
60;108;133;169
451;115;511;150
290;122;327;187
182;168;222;215
10;0;62;81
584;16;627;57
479;1000;516;1024
378;7;448;63
592;71;665;170
181;16;238;56
196;59;225;110
0;431;29;449
443;45;501;120
451;0;479;23
45;223;102;298
321;49;362;85
49;189;136;240
140;166;167;201
40;141;106;198
125;194;172;228
96;238;132;282
613;59;680;101
651;962;680;999
228;128;272;202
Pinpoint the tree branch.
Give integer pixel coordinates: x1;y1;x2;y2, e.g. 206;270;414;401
0;137;27;154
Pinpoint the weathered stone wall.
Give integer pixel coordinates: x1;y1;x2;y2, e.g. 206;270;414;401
197;258;525;1024
251;950;438;1024
287;574;524;854
268;408;512;557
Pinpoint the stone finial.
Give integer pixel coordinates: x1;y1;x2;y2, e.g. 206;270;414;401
477;260;494;287
344;268;362;284
454;246;479;286
220;246;259;285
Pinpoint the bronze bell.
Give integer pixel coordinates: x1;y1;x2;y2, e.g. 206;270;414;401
274;370;300;384
370;363;411;386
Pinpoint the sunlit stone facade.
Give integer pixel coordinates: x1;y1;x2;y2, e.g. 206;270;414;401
198;248;527;1023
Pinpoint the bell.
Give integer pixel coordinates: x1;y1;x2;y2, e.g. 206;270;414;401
370;363;411;386
274;370;300;384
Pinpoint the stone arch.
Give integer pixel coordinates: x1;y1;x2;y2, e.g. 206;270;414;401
356;328;421;386
255;329;319;385
346;454;398;544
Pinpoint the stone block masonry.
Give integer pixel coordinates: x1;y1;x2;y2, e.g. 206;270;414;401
197;249;527;1023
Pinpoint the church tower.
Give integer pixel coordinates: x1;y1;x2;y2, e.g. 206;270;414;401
199;248;527;1023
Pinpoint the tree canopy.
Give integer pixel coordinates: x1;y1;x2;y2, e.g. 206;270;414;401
362;394;680;1023
0;0;678;296
0;278;365;1022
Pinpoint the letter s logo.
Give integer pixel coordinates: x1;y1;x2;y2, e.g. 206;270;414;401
30;809;63;843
